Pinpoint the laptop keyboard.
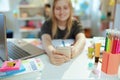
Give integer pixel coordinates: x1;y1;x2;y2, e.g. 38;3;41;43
7;41;30;60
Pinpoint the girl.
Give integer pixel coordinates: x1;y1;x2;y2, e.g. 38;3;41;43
41;0;86;65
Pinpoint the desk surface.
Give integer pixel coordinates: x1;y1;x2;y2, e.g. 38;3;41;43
1;38;119;80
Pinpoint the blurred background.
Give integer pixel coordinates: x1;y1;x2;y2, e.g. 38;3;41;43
0;0;119;38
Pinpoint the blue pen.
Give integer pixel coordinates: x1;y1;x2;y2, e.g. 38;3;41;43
62;40;65;47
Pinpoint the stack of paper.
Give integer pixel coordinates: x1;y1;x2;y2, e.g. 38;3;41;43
0;58;44;80
0;60;25;78
0;65;25;78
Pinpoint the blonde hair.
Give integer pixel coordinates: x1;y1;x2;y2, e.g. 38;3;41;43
51;0;73;39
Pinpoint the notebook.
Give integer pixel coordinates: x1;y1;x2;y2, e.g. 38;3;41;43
0;14;45;62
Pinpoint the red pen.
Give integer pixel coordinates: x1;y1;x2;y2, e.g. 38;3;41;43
111;36;117;54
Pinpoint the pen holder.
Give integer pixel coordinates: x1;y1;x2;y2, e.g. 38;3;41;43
56;46;71;58
118;65;120;79
101;51;120;75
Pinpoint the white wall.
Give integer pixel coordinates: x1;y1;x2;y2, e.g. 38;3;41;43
114;4;120;30
3;0;21;38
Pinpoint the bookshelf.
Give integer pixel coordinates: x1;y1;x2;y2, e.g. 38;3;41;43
17;5;45;38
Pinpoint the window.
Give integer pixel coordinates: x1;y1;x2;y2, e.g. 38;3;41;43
0;0;10;12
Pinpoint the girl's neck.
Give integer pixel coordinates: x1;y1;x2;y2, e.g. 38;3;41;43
57;21;67;26
58;25;66;30
57;21;67;30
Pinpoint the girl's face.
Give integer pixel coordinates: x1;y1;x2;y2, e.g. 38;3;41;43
54;0;70;22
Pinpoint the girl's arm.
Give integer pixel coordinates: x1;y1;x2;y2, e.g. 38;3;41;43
71;33;86;58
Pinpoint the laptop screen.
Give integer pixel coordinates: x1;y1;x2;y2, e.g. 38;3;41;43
0;14;8;62
0;14;44;63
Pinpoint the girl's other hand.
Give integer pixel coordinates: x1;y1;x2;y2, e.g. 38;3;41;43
71;45;80;58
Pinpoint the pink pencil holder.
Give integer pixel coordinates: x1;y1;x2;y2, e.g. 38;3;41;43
101;51;120;75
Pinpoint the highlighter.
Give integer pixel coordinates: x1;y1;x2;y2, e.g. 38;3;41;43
104;33;108;51
94;43;101;63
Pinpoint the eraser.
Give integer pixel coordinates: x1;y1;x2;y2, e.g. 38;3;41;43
88;62;94;69
92;69;100;75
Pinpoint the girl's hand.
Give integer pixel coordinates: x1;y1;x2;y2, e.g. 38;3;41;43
48;50;70;65
71;45;80;58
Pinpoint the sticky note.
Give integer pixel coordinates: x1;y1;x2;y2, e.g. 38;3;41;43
0;60;21;72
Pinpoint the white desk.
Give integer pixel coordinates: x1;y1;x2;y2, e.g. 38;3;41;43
1;38;119;80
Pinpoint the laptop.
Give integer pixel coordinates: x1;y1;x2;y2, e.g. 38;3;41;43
0;14;45;62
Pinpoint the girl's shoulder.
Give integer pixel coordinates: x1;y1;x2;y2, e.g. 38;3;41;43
43;19;52;28
72;19;81;26
44;18;52;24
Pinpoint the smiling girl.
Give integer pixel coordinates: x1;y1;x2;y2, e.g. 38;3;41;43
41;0;86;65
